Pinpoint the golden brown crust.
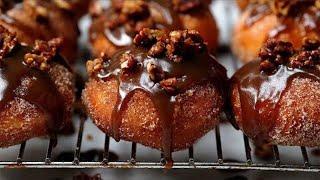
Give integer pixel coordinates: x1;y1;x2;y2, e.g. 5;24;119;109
232;76;320;146
0;62;74;147
82;78;222;151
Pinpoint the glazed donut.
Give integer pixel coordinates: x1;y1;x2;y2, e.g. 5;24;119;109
0;0;89;63
89;0;218;58
230;38;320;146
232;0;320;63
0;26;75;147
83;28;227;160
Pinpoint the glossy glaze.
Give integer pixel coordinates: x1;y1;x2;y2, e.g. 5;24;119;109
231;60;320;142
93;46;226;161
0;45;66;134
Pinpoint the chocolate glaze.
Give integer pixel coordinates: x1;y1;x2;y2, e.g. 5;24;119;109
93;46;226;161
0;45;67;134
231;60;320;142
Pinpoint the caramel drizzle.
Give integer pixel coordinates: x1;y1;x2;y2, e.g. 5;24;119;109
101;0;183;48
95;47;225;161
232;60;320;142
0;45;67;134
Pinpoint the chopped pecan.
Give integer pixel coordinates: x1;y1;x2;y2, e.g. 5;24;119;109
172;0;202;13
149;41;166;57
0;26;17;60
133;28;166;47
290;50;320;68
160;77;178;93
259;39;294;72
24;38;62;71
120;52;138;74
166;30;207;62
147;61;165;82
86;53;110;77
106;0;152;32
290;39;320;69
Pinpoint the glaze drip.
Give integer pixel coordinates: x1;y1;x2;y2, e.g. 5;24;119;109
88;30;226;160
0;45;66;134
232;60;320;141
232;38;320;142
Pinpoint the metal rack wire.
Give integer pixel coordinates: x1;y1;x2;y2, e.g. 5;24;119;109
0;114;318;172
0;54;319;172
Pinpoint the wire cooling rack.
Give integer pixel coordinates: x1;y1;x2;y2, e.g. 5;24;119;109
0;113;318;172
0;48;319;172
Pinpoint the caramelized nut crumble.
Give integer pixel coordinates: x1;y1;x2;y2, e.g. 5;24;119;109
160;77;178;93
259;38;320;72
0;26;17;59
166;30;207;62
106;0;154;34
119;52;138;75
147;61;165;82
24;38;62;71
86;53;109;77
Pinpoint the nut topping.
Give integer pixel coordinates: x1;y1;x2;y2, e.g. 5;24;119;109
259;39;294;73
134;29;207;62
86;53;110;77
147;61;165;82
24;38;62;71
120;52;138;75
0;26;17;60
160;77;178;93
259;38;320;72
105;0;153;34
166;30;207;62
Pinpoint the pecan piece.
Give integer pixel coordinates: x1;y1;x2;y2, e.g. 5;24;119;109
259;39;294;73
166;30;207;62
86;53;110;77
24;38;62;71
0;26;17;60
160;77;178;93
120;52;138;75
290;49;320;69
133;28;166;47
147;61;165;82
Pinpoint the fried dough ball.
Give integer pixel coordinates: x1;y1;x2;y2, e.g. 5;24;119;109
89;0;218;58
232;0;320;63
230;39;320;146
0;0;90;63
0;26;74;147
83;29;227;159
